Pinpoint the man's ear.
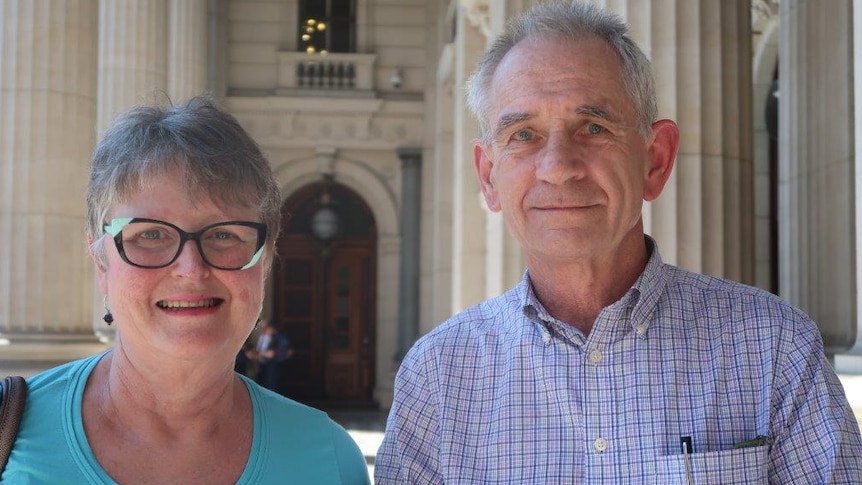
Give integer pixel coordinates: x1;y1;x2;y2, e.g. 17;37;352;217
474;142;501;212
643;119;679;202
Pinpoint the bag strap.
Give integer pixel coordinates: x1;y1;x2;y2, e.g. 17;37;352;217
0;376;27;475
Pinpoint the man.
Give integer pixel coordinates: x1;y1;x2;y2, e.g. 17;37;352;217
249;320;294;393
376;2;862;483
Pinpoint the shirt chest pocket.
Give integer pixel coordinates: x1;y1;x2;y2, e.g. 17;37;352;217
647;446;768;485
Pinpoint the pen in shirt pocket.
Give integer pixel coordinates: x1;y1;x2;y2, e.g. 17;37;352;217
680;436;694;485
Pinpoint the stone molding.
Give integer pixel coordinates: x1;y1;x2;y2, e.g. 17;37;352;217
226;97;424;151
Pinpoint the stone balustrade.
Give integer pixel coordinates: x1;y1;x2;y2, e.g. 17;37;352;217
277;52;378;98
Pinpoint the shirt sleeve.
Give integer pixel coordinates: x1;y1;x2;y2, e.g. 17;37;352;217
768;310;862;483
375;343;443;484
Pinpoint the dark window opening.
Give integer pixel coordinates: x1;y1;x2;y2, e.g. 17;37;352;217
299;0;356;54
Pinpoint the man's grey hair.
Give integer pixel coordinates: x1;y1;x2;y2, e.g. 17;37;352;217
466;1;657;142
86;95;282;267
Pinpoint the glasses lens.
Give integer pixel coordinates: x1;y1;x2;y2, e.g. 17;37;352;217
119;221;181;268
200;223;263;270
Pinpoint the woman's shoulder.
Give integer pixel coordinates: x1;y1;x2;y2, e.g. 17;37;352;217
25;353;103;394
240;378;369;484
240;376;355;443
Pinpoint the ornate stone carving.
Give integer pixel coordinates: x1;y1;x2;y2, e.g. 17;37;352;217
460;0;491;38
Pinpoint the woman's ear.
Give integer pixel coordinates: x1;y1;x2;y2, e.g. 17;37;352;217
88;235;110;294
643;119;680;202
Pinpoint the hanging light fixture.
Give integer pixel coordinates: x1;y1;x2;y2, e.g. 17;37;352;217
310;174;340;242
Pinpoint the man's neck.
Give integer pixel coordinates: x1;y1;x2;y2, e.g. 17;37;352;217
527;232;649;335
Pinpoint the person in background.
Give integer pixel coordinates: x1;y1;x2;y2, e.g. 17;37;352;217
376;2;862;483
1;96;370;484
250;319;295;393
234;339;254;377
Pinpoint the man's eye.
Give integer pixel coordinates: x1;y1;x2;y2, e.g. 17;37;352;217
587;123;605;135
512;130;534;141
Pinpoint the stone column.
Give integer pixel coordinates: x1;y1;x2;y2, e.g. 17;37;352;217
0;0;106;375
852;0;862;354
97;0;168;131
780;0;856;353
395;148;422;360
168;0;208;102
607;0;753;283
450;4;487;312
428;42;456;333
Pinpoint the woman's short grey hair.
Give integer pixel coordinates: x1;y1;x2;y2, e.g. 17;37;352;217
86;95;282;266
466;1;657;142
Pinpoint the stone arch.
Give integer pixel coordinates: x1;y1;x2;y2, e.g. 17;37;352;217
274;157;398;238
272;155;400;405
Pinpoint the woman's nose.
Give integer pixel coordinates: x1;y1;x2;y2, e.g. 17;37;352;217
171;239;210;277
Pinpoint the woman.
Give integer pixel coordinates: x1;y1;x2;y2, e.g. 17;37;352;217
2;96;370;484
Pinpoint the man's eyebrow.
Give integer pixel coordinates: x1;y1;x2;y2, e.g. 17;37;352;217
577;105;618;123
492;112;532;141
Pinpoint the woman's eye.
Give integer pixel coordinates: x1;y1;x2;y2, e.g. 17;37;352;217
512;130;534;142
141;229;164;240
212;231;238;241
587;123;605;135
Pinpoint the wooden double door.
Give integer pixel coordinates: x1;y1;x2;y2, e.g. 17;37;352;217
272;183;376;405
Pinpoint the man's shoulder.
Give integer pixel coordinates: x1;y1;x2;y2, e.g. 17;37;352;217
661;264;814;325
425;288;522;339
666;264;781;299
406;287;527;362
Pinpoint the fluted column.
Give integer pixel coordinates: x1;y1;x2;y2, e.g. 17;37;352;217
0;0;106;374
451;3;486;312
97;0;168;131
780;0;856;353
604;1;753;283
427;43;455;333
168;0;208;102
395;148;422;360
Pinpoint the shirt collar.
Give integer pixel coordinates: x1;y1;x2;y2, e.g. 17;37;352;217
519;235;669;339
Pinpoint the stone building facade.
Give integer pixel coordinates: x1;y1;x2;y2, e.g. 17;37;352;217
1;0;859;409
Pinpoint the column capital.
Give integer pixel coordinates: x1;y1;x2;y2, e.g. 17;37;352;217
396;146;423;164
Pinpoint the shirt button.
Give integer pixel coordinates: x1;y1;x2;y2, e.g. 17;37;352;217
594;437;608;452
588;349;603;364
635;324;647;335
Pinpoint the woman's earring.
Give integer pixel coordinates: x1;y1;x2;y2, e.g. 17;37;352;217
103;296;114;325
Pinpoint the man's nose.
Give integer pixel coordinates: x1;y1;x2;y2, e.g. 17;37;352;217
535;133;587;184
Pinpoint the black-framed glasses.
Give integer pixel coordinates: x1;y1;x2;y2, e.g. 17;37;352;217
104;218;268;270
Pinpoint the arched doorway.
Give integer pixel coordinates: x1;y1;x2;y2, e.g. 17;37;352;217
273;181;377;407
